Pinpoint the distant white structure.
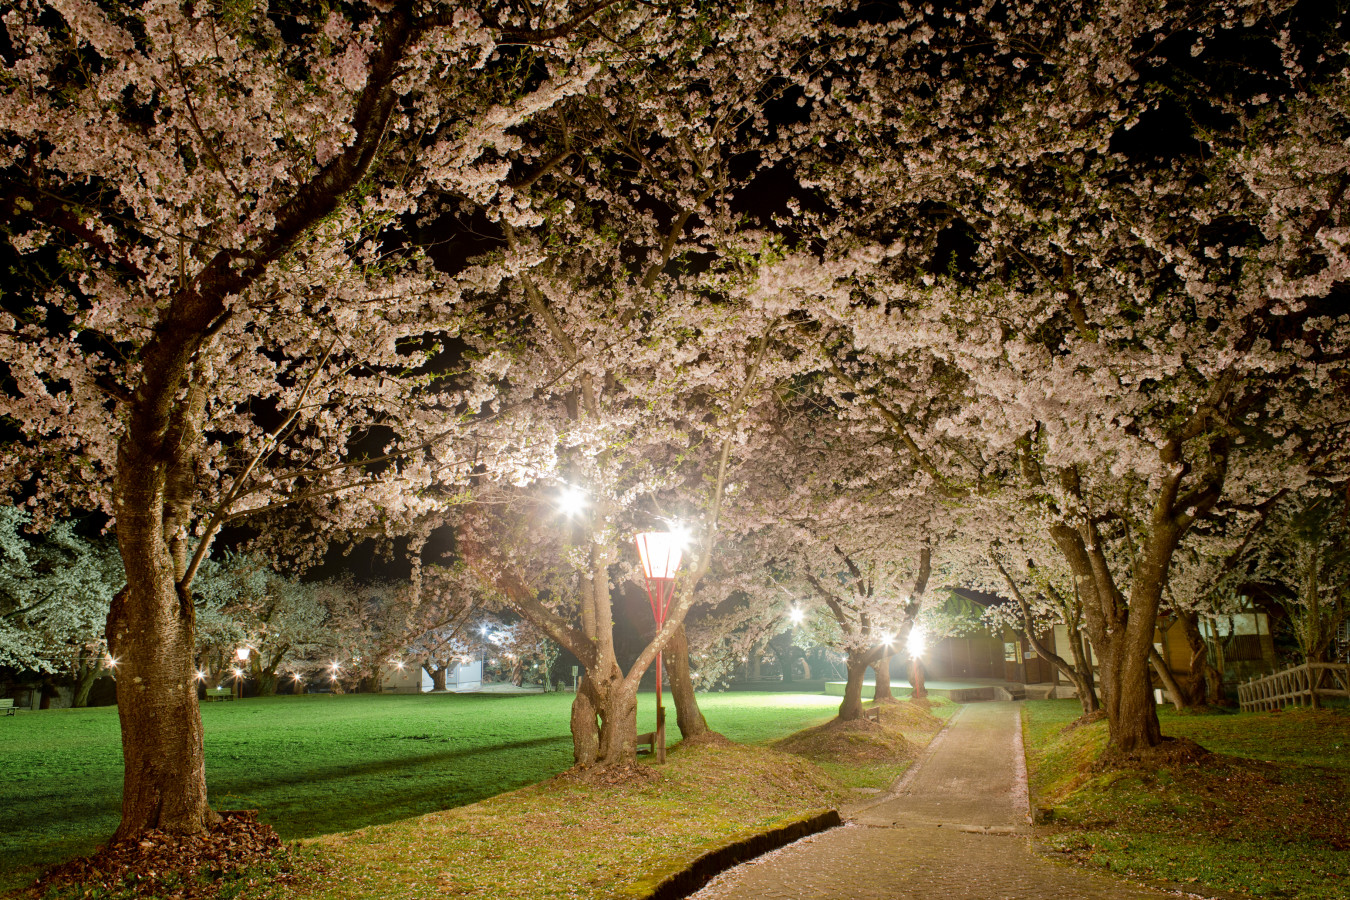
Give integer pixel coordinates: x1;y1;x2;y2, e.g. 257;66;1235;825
381;660;483;693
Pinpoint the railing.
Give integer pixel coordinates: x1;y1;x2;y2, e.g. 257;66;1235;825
1238;663;1350;712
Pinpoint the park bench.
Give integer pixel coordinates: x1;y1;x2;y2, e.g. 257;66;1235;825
862;706;881;723
203;687;233;701
635;731;656;754
0;698;14;716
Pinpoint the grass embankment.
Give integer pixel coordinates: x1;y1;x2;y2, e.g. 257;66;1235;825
0;691;844;892
1023;699;1350;900
285;696;952;900
776;698;956;789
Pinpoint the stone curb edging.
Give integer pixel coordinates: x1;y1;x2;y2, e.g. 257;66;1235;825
637;809;843;900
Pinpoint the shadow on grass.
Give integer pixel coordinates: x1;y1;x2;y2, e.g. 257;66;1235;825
0;733;577;892
217;734;572;795
211;734;575;838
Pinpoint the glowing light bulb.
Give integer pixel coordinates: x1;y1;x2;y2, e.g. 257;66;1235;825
907;625;927;659
558;484;586;517
789;607;805;625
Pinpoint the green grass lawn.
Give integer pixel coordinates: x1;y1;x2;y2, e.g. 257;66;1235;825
1023;699;1350;900
0;690;842;891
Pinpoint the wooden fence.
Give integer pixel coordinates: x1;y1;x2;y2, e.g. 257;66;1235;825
1238;662;1350;712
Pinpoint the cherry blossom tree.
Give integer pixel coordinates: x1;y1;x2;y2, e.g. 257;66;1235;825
450;0;872;768
0;507;121;706
1234;486;1350;669
0;0;638;837
190;553;327;695
786;0;1350;753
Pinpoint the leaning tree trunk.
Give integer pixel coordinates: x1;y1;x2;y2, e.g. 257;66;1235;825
1067;631;1101;715
1149;647;1188;711
837;653;871;721
872;653;896;702
109;472;217;839
666;624;712;740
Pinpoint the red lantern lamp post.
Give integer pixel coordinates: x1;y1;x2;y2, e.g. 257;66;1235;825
635;531;684;763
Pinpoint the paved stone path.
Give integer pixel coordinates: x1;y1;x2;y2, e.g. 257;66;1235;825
690;702;1184;900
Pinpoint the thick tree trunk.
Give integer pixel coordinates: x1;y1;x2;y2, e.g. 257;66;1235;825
909;657;928;700
837;654;871;721
1039;462;1193;753
72;651;99;708
1112;657;1162;750
872;653;896;702
595;677;639;765
253;664;280;697
666;624;710;740
570;679;601;765
106;577;216;839
571;661;640;767
429;665;447;692
251;650;286;697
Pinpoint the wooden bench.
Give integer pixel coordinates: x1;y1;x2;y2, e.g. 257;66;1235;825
0;698;14;716
862;706;882;723
636;731;656;754
203;687;233;701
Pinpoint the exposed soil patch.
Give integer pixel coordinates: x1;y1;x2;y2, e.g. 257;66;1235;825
1092;735;1210;771
25;811;299;899
1060;709;1106;731
773;716;915;763
674;730;735;749
554;761;663;787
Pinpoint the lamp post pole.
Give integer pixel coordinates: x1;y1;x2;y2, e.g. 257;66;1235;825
635;532;684;764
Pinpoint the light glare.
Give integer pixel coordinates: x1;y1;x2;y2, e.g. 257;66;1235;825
907;625;927;659
558;484;586;517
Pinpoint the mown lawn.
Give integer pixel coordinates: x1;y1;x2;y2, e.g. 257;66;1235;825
1023;699;1350;900
0;690;843;892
